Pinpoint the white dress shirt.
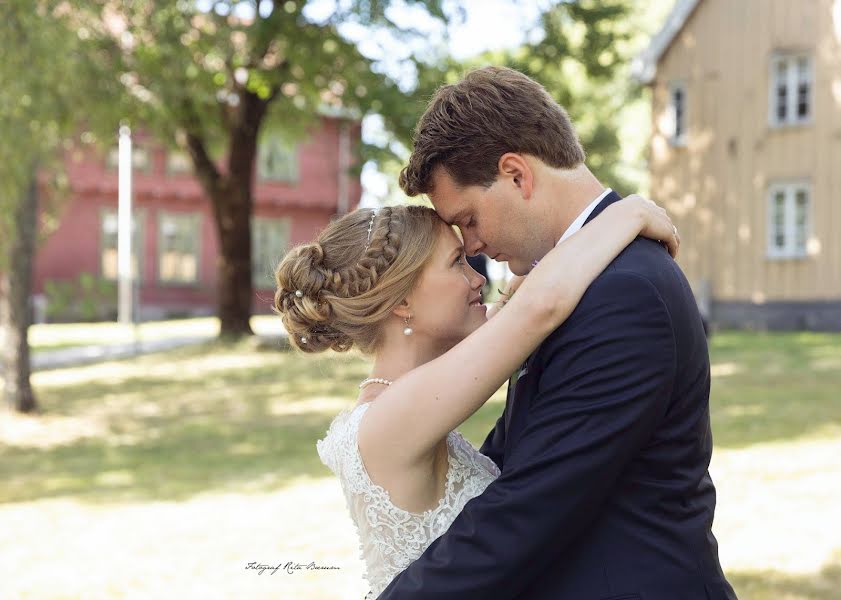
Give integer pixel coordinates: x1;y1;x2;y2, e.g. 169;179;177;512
556;188;613;247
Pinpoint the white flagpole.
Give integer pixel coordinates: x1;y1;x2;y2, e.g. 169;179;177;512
117;124;134;325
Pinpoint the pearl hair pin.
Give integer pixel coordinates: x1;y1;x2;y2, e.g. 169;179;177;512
295;290;303;298
363;208;379;252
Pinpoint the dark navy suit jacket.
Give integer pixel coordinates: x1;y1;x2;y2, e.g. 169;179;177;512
377;192;737;600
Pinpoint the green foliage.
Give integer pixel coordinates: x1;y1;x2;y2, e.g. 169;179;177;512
64;0;449;157
44;274;118;323
370;0;654;201
0;0;121;268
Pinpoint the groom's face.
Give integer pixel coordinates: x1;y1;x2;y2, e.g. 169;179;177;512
429;167;537;276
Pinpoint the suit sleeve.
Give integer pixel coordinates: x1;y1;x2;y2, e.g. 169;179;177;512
376;271;677;599
478;410;506;471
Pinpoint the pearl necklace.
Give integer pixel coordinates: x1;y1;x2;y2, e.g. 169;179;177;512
358;377;394;389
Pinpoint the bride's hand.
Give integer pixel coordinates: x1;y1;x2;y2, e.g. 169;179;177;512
499;275;526;303
621;194;680;258
486;275;526;318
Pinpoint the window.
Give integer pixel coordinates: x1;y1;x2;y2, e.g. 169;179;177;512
257;133;298;181
166;150;192;175
767;182;811;259
158;212;201;284
664;81;686;146
252;217;290;288
100;208;144;281
668;82;687;146
770;53;813;127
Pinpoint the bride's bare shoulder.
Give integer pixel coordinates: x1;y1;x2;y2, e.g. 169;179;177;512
357;393;434;472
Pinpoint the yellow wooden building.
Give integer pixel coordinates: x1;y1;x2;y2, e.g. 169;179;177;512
634;0;841;330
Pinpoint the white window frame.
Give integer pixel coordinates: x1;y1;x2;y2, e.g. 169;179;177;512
769;52;814;128
766;181;811;260
668;81;688;147
251;216;291;289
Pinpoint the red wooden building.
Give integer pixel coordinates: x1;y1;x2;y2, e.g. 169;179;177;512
32;115;362;322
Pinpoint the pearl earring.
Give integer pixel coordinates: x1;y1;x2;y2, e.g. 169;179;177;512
403;316;413;336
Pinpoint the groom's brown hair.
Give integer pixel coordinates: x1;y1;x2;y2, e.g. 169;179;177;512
399;66;585;196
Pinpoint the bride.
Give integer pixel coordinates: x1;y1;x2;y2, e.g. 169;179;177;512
273;196;678;597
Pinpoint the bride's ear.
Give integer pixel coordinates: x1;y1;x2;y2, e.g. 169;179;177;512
391;299;412;320
498;153;534;200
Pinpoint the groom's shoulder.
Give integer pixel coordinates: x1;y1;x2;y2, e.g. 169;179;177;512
611;235;674;270
538;255;674;358
537;264;670;360
604;236;684;292
552;239;677;331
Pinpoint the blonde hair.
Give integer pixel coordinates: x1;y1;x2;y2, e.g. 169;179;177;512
274;205;443;354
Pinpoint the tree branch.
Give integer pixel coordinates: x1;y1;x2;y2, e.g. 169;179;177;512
179;97;223;193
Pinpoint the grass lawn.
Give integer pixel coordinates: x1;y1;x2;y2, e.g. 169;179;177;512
1;331;839;599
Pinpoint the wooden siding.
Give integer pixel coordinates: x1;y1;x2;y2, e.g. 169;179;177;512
650;0;841;302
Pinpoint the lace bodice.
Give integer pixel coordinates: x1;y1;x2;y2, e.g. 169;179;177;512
316;402;500;597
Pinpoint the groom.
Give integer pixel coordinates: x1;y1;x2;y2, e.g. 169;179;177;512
377;67;737;599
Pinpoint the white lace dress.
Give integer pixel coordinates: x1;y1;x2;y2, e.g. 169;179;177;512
316;402;501;597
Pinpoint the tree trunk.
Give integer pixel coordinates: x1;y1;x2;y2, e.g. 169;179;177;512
184;91;269;340
210;179;254;339
1;166;39;414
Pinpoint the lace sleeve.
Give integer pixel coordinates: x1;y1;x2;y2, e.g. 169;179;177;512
316;410;350;475
316;435;339;474
316;405;363;476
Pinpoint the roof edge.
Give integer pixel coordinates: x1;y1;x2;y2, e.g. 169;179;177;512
631;0;703;85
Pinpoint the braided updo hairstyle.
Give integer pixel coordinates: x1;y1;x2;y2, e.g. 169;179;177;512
274;205;443;354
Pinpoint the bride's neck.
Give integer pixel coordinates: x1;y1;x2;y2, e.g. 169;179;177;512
368;335;447;386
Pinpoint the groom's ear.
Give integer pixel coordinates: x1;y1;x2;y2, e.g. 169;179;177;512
497;153;534;200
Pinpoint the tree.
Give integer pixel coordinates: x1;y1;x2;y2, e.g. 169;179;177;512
0;167;39;413
66;0;449;338
0;0;118;413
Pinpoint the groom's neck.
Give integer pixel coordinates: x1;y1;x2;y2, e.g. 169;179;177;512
546;165;605;242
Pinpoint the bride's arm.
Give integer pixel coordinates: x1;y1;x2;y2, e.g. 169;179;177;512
361;196;678;462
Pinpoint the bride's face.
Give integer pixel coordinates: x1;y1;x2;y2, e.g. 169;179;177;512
405;225;488;347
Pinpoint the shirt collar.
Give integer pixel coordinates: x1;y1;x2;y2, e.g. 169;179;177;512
556;188;613;247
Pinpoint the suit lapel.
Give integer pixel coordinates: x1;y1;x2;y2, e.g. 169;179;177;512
504;351;538;437
504;359;528;433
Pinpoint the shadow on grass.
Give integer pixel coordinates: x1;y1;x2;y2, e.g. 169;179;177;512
5;332;838;505
3;338;508;506
0;410;333;504
2;340;368;504
729;555;841;600
708;332;841;449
